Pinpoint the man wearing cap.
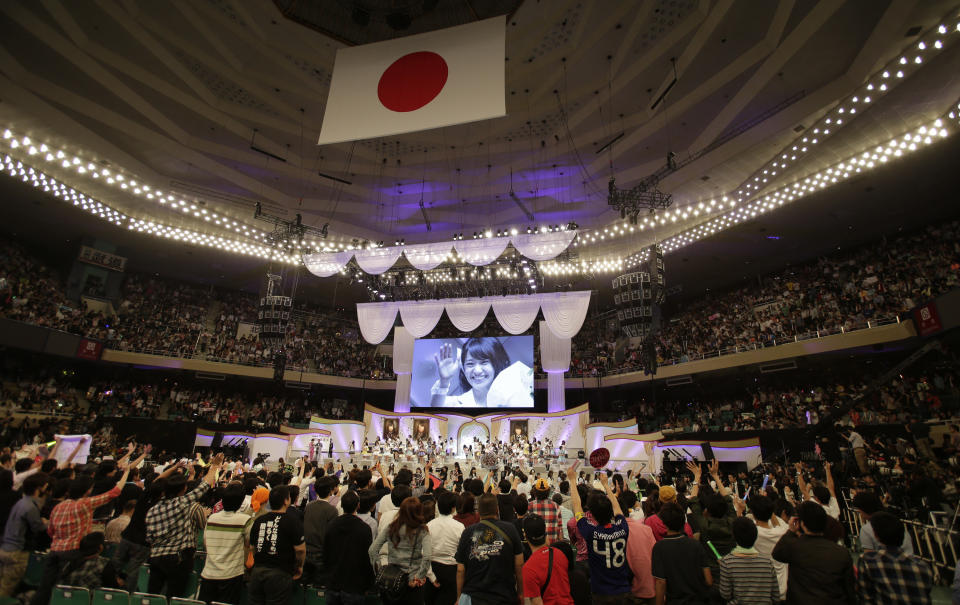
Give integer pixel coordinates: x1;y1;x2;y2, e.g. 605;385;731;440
644;486;694;542
529;478;563;544
522;514;574;605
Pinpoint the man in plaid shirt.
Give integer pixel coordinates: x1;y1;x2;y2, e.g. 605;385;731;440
31;445;148;605
146;453;224;597
528;478;564;543
857;511;933;604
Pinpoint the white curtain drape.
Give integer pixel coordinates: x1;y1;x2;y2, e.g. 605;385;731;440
354;247;404;275
491;296;542;335
304;231;578;277
392;326;414;374
539;319;572;371
454;238;511;266
540;290;592;339
394;374;412;413
540;320;571;413
302;251;353;277
511;230;578;261
444;299;491;332
403;242;454;270
392;326;414;413
356;292;591;343
398;301;447;338
356;302;398;344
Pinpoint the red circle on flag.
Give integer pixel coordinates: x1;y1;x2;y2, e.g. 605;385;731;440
377;51;448;112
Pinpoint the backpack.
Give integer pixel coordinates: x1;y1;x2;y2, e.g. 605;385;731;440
548;540;591;605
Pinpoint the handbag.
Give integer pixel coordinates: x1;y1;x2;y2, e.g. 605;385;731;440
375;531;421;600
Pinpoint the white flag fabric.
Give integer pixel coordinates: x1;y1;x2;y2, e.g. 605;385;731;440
318;16;505;144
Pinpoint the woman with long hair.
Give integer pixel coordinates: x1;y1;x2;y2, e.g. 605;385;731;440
368;497;433;605
453;462;463;492
429;338;533;407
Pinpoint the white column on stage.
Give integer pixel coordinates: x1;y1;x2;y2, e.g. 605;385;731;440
539;320;571;413
392;326;415;413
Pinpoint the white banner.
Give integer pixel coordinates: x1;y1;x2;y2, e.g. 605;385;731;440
303;231;577;279
78;246;126;272
318;17;506;144
356;292;591;344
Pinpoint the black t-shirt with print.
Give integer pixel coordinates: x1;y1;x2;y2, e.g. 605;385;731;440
455;519;523;604
250;512;305;575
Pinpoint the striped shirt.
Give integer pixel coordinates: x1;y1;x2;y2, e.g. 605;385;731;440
718;552;780;605
201;510;251;580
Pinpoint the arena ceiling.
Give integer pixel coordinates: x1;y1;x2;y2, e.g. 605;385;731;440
1;1;960;282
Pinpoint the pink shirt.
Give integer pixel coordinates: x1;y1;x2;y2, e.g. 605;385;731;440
625;519;656;599
643;513;693;542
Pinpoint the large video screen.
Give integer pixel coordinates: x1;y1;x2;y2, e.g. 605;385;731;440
410;336;534;408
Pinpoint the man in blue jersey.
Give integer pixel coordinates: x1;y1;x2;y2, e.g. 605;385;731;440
565;463;631;603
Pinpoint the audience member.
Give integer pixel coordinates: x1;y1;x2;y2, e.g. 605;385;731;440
718;516;780;604
199;484;249;605
248;486;306;605
772;501;855;605
0;473;48;595
522;514;575;605
368;497;432;605
856;511;933;604
425;490;463;605
58;532;121;591
567;466;632;602
145;452;221;597
651;503;713;605
323;490;375;605
455;493;524;604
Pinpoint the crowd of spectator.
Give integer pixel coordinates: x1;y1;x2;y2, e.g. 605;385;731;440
0;241;389;379
0;425;953;604
0;361;365;435
2;219;959;386
585;347;959;435
571;220;960;376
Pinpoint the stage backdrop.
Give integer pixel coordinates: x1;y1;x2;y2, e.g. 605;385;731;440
308;416;367;454
361;403;588;452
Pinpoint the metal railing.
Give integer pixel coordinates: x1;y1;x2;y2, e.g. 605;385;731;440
110;314;902;382
567;314;903;378
841;490;959;584
102;344;389;380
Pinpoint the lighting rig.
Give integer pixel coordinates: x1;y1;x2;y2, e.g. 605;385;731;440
252;203;326;379
357;257;543;302
608;172;674;225
254;203;328;251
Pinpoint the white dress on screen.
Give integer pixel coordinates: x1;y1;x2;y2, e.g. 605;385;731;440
430;361;534;407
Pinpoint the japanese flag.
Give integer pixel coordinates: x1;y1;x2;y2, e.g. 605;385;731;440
318;16;505;145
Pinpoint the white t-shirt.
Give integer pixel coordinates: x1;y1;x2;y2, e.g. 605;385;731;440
752;520;789;600
377;492;397;519
819;496;840;519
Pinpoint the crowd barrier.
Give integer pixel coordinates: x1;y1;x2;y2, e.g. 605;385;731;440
841;490;959;584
